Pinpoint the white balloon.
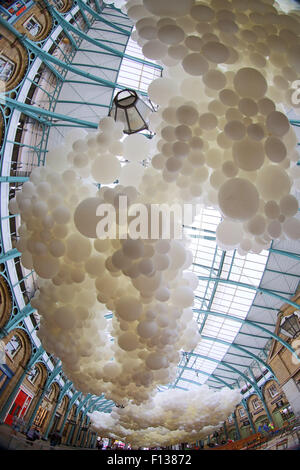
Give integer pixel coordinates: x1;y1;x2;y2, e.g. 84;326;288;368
123;134;151;162
74;197;102;239
91;155;121;184
218;178;260;221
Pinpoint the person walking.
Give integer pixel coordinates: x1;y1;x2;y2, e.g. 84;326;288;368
96;438;103;450
49;430;62;448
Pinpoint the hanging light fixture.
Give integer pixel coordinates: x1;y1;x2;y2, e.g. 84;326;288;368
280;313;300;338
109;89;155;135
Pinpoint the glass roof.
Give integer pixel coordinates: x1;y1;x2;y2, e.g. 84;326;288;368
3;2;300;408
117;37;162;94
113;18;299;394
174;210;269;390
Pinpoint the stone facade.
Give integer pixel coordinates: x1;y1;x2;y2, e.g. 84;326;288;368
0;25;28;91
267;292;300;417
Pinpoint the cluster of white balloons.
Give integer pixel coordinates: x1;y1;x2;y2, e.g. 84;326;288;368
89;386;241;448
8;0;300;446
9;117;201;405
123;0;300;255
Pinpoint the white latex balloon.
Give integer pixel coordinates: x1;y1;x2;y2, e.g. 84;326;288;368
171;286;194;308
119;162;145;189
265;137;287;163
66;233;92;263
143;40;168;60
33;254;60;279
116;296;142;321
148;78;179;106
143;0;194;17
283;217;300;240
123;134;151;162
279;195;299;217
118;331;139;351
91;155;121;184
157;24;185;45
233;138;265;171
74;197;101;239
266;111;290;137
146;352;168;370
202;41;229;63
256;166;291;201
182;53;209;76
216;219;244;248
218;178;260;221
233;68;267;99
137;320;158;338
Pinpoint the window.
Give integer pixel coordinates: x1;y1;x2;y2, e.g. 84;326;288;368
27;366;39;384
227;416;233;424
0;54;15;82
23;16;41;37
5;335;21;359
252;398;262;410
239;408;246;417
268;384;279;398
53;0;64;9
45;387;53;399
242;420;250;427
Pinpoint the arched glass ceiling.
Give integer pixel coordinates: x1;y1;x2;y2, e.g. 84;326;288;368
107;4;300;395
2;1;300;412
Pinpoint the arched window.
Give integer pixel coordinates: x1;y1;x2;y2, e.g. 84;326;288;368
268;383;278;398
53;0;65;9
23;15;42;37
27;366;39;384
0;54;15;82
252;398;262;410
5;335;21;359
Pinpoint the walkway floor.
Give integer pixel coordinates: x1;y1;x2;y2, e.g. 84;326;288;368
0;424;94;450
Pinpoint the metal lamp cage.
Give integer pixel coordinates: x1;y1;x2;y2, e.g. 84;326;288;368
109;89;155;135
280;313;300;338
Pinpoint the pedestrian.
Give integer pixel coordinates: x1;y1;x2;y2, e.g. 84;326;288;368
26;426;40;442
96;438;103;450
12;414;20;435
18;416;26;434
49;430;62;448
263;423;270;435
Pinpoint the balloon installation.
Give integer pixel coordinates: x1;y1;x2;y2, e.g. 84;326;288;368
8;0;300;447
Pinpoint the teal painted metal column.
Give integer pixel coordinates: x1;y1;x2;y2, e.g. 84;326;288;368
4;96;99;129
79;415;88;447
233;411;241;440
85;429;90;448
248;368;273;424
26;364;62;432
91;433;96;449
66;421;76;446
94;0;103;14
73;414;84;447
0;249;20;264
0;346;44;423
44;401;60;439
223;421;228;440
59;391;81;440
66;407;79;446
242;399;256;434
0;176;29;183
0;303;35;340
77;0;129;35
44;381;72;439
72;394;91;446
